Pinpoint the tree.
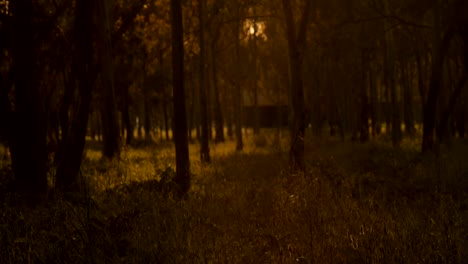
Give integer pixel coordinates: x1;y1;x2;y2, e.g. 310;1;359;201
421;1;457;152
234;0;243;151
198;0;211;162
210;19;225;143
8;0;48;200
55;0;94;192
170;0;191;195
281;0;311;173
97;0;121;159
382;0;402;147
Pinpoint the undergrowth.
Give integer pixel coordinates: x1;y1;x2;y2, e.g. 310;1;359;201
0;134;467;263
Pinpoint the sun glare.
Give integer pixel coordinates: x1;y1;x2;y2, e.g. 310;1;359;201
243;19;268;41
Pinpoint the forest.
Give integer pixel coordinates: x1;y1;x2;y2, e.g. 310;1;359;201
0;0;467;263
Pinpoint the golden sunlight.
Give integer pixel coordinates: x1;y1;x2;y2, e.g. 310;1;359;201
243;19;267;41
0;0;9;15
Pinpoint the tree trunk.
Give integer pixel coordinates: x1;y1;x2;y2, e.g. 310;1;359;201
369;64;380;137
188;68;196;142
199;0;210;162
211;27;225;143
9;0;48;201
436;73;468;143
170;0;191;195
55;0;94;193
96;0;120;159
234;0;243;151
282;0;310;173
402;60;415;136
360;54;369;142
383;0;401;147
122;90;134;145
252;7;260;136
163;95;169;140
422;29;453;152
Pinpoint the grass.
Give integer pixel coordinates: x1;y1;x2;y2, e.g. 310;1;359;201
0;131;467;263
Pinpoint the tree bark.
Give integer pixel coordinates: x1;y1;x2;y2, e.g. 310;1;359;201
170;0;191;195
55;0;94;193
402;60;415;136
369;64;380;136
163;95;169;140
211;26;225;143
234;0;243;151
383;0;401;147
252;7;260;136
96;0;120;159
122;86;134;145
281;0;310;173
422;31;453;152
360;54;369;142
9;0;48;200
199;0;210;162
436;73;468;143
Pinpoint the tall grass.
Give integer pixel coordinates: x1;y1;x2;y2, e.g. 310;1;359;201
0;134;466;263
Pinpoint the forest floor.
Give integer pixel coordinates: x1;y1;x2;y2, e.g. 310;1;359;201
1;130;467;263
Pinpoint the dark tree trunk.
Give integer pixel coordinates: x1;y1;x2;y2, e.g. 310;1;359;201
252;8;260;136
436;73;468;143
282;0;310;173
382;1;402;146
360;58;369;142
97;0;120;159
163;96;169;140
199;0;210;162
234;0;243;151
122;87;134;145
137;112;143;139
390;70;402;147
402;60;415;136
142;71;153;141
422;31;453;152
58;68;75;146
55;0;94;193
211;27;225;143
369;65;380;136
170;0;191;195
9;0;48;200
188;69;196;142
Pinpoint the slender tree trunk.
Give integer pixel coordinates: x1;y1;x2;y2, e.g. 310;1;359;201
199;0;210;162
170;0;190;195
141;68;153;141
282;0;311;173
369;64;379;137
55;0;94;193
360;54;369;142
252;8;260;136
383;0;401;146
402;60;415;136
137;111;143;139
226;100;233;138
234;0;243;151
163;96;169;140
211;27;225;143
97;0;120;159
122;90;133;145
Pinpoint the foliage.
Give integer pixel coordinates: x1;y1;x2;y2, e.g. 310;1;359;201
0;133;467;263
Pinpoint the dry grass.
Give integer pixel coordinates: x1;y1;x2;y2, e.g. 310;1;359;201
1;132;467;263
